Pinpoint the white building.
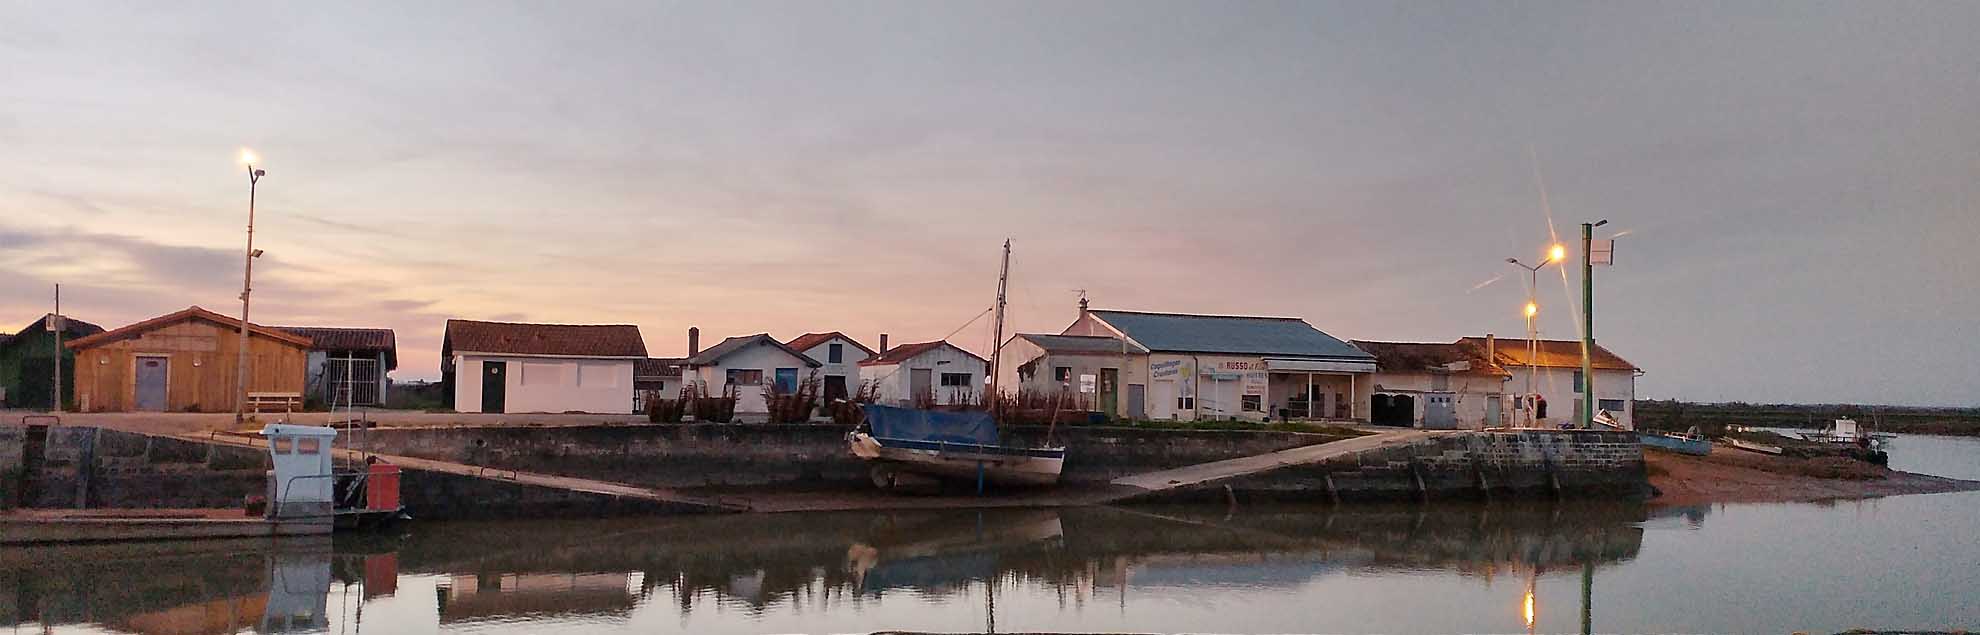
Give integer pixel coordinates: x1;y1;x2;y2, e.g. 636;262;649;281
1471;337;1642;429
679;333;822;415
997;333;1149;411
442;320;647;414
1351;339;1511;429
784;332;876;403
858;340;988;407
998;300;1377;422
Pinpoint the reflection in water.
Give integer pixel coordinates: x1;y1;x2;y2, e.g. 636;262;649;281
1;502;1648;634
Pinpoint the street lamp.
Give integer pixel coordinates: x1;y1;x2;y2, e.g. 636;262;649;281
234;150;267;423
1506;244;1565;426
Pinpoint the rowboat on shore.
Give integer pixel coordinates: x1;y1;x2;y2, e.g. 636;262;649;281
1640;427;1712;456
848;404;1066;490
1723;437;1784;456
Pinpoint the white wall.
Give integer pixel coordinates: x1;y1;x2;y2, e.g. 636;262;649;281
452;354;636;414
795;336;869;396
681;342;816;414
1359;371;1509;428
1502;366;1637;429
861;345;990;406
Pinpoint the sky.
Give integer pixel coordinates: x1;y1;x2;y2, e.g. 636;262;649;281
2;1;1975;406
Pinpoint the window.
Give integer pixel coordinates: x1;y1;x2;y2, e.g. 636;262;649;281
1241;394;1262;412
1598;399;1626;414
828;343;844;364
940;373;972;387
1572;370;1585;393
576;364;620;387
727;369;763;386
775;368;799;393
272;437;294;454
1053;367;1071;382
1177;396;1195;410
297;437;321;455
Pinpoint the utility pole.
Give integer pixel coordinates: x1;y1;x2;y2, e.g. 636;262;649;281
51;284;62;413
235;152;267;424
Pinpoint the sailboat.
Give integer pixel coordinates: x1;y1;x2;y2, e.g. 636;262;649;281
847;240;1067;490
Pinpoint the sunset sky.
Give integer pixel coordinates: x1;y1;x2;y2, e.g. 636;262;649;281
3;2;1975;405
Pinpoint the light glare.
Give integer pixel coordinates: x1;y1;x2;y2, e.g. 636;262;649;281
239;148;258;166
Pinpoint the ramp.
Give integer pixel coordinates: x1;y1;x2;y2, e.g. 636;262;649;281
176;432;750;513
1106;428;1451;496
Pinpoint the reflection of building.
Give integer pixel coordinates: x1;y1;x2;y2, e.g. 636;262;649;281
435;573;635;623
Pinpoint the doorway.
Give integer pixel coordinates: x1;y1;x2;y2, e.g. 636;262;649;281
481;361;507;413
909;369;932;405
1099;368;1119;418
135;356;169;411
1125;383;1145;420
1370;393;1414;427
824;375;849;403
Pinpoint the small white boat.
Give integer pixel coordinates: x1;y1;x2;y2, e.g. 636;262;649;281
1724;437;1784;456
849;404;1065;489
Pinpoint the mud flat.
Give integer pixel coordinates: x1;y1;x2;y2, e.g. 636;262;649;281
1645;450;1980;506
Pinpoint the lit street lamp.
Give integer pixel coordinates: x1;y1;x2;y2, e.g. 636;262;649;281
1506;244;1564;426
234;149;267;423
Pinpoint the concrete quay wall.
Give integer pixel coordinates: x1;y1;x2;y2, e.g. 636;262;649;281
340;423;1340;489
1143;430;1648;503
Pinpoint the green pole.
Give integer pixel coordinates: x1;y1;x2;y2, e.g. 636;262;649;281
1580;560;1594;635
1581;222;1595;430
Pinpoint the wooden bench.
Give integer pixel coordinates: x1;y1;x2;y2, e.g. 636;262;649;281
246;392;304;413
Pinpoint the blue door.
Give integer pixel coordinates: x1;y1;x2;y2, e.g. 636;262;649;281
774;368;798;393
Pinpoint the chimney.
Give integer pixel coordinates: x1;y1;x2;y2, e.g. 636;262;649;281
688;327;700;357
1485;333;1496;363
879;333;889;353
1078;296;1090;319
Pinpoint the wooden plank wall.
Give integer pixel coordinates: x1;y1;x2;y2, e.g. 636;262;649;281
73;319;307;412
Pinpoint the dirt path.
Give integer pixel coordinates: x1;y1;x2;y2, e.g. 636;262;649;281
1646;449;1980;506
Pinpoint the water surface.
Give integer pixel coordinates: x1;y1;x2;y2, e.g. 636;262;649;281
6;435;1976;634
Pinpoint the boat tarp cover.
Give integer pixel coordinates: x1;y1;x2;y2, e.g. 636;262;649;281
862;404;1000;446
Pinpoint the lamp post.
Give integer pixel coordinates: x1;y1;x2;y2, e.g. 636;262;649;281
234;150;267;424
1506;244;1564;426
1580;220;1608;430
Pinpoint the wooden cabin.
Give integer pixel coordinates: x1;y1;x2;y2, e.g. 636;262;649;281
65;306;312;412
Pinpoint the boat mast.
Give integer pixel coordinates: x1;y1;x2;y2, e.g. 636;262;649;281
988;239;1011;416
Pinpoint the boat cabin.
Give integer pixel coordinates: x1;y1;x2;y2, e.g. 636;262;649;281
262;423;338;520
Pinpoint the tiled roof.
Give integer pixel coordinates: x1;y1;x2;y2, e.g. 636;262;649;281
274;326;398;370
1088;310;1372;360
1014;333;1148;354
685;334;821;367
1;314;105;350
785;332;876;358
445;319;647;358
1350;340;1509;376
1459;337;1640;372
859;340;987;366
67;306;310;350
635;357;685;378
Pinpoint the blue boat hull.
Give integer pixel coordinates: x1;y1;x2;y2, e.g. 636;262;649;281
1640;432;1711;456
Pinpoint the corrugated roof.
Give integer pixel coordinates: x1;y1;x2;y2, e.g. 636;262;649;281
635;357;684;378
1459;337;1640;371
784;332;876;358
274;326;398;370
859;340;987;366
1350;340;1509;376
68;306;311;350
685;334;821;367
1087;310;1372;360
445;319;647;358
1014;333;1148;354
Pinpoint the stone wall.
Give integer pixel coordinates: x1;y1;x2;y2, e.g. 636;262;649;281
341;423;1340;489
0;425;271;510
1145;430;1647;503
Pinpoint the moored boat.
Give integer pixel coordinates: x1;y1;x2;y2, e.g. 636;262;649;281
1723;437;1784;456
1640;427;1711;456
848;404;1065;489
1799;418;1895;448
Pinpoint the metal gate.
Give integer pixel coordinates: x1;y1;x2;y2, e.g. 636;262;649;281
324;357;382;406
